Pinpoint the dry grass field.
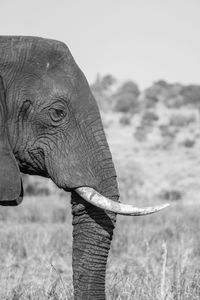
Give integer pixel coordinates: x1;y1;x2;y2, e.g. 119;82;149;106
1;196;200;300
1;108;200;299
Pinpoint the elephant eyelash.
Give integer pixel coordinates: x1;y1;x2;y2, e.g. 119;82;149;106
49;107;66;122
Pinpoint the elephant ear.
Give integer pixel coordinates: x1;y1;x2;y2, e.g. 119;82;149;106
0;76;23;205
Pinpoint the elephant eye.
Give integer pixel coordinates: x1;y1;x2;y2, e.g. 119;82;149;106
49;108;66;122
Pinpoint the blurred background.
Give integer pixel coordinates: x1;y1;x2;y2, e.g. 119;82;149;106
1;1;200;299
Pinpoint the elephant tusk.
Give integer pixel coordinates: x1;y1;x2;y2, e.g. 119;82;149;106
75;187;170;216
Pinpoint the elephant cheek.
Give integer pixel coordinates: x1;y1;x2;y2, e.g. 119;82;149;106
46;153;99;191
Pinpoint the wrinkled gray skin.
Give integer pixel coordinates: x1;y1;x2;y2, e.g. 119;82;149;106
0;36;119;299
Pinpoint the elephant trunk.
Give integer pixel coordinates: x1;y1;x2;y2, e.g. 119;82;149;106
71;173;118;300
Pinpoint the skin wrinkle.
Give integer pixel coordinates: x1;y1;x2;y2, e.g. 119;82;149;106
30;139;62;177
28;149;44;172
64;116;100;183
89;137;107;152
15;96;75;176
18;127;55;174
92;153;113;172
93;160;113;172
95;172;116;188
12;93;41;153
75;264;106;273
18;100;32;124
73;240;110;252
6;91;22;149
40;100;70;126
3;48;27;90
34;125;92;186
93;134;107;146
66;130;95;183
35;136;55;152
92;158;113;176
84;115;100;132
74;112;91;151
87;125;109;146
74;236;111;250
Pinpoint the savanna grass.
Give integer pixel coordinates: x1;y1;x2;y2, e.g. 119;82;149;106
0;186;200;299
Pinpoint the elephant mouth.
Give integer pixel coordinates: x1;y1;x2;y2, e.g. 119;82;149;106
75;187;170;216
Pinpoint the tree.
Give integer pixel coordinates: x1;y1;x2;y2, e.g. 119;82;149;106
114;80;140;114
144;81;167;108
181;85;200;107
101;74;116;91
90;74;116;111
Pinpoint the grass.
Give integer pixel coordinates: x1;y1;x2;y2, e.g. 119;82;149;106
0;190;200;299
107;203;200;300
0;195;73;300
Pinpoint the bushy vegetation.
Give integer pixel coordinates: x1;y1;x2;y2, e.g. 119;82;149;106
90;75;200;151
119;114;132;126
114;81;140;114
91;74;200;114
90;74;117;111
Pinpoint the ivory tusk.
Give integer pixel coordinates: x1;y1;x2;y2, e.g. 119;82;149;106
75;187;170;216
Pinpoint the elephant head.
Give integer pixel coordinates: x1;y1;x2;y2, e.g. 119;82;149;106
0;36;168;299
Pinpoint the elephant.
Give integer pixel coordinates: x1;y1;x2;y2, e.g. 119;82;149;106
0;36;169;300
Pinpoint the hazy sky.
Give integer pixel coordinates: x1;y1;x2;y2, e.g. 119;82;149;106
1;0;200;88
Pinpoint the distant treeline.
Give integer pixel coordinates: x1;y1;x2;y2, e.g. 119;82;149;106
91;74;200;113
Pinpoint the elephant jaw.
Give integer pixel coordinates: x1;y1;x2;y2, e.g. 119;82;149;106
75;187;170;216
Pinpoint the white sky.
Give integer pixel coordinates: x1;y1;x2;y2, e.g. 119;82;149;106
0;0;200;88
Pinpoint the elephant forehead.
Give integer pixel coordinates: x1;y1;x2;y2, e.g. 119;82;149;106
0;36;97;109
34;75;74;100
31;67;81;95
0;36;80;91
0;36;73;70
27;68;94;108
26;44;78;78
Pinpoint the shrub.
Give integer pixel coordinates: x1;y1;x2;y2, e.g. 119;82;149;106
141;111;159;126
119;114;131;126
114;93;139;113
90;74;117;112
159;189;183;201
181;85;200;107
159;125;177;149
169;114;196;128
134;126;147;142
114;81;140;114
159;125;177;139
181;138;195;148
165;95;184;109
